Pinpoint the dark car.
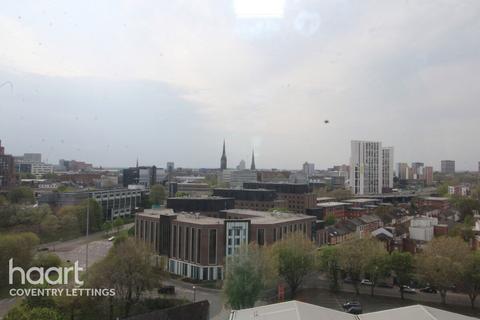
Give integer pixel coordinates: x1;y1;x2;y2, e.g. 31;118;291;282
343;301;361;309
345;305;362;314
420;287;437;294
158;285;175;295
377;282;394;288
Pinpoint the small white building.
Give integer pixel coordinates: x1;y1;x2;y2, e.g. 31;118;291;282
409;216;438;242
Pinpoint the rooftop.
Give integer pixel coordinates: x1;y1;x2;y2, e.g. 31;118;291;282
420;196;449;201
317;202;348;208
344;198;381;203
229;301;477;320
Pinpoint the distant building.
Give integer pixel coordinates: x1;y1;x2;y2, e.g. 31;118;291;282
23;153;42;163
220;140;227;170
349;140;383;195
167;162;175;173
411;162;424;179
397;162;409;180
243;182;316;213
423;166;434;186
58;159;93;172
31;163;54;176
448;185;470;197
212;188;286;211
122;166;157;188
135;208;315;280
302;162;315;177
0;140;15;189
166;197;235;213
39;188;147;220
230;170;257;188
440;160;455;174
382;147;394;191
250;150;256;171
236;160;246;170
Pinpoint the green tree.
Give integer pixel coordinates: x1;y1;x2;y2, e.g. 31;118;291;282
113;217;125;234
87;238;153;317
0;232;39;287
5;306;64;320
40;214;60;238
318;246;340;292
33;252;62;269
77;199;103;234
463;251;480;308
416;236;470;305
362;239;389;296
149;184;166;206
389;251;415;300
451;197;480;220
102;221;113;236
0;194;7;206
223;243;277;309
175;191;189;197
324;214;336;226
337;239;365;295
273;232;316;298
8;186;35;204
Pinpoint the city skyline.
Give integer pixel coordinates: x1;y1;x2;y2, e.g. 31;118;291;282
1;1;480;170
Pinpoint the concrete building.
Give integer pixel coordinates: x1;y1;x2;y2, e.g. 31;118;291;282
230;170;257;188
349;140;383;195
167;162;175;173
409;216;437;242
135;208;315;280
243;182;316;213
448;185;470;197
441;160;455;174
39;187;147;219
236;160;246;170
122;166;157;188
31;163;54;176
423;166;434;186
0;140;15;189
302;162;315;177
396;163;409;180
382;147;394;191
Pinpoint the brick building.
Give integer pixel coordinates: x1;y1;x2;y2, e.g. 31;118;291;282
243;182;316;213
212;188;287;211
0;140;15;189
135;208;316;280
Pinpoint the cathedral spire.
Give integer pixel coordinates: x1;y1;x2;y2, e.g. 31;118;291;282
250;149;256;170
220;140;227;170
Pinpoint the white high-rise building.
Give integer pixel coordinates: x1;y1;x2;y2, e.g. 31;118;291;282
302;162;315;177
349;140;383;195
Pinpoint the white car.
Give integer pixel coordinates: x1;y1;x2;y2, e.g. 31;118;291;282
361;279;374;286
401;285;417;294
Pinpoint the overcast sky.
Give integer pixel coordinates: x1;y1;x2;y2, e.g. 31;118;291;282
1;0;479;170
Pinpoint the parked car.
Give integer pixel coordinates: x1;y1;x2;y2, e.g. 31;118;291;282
361;279;373;286
420;287;437;294
401;285;416;294
158;285;175;295
377;282;394;288
343;302;362;315
343;301;361;310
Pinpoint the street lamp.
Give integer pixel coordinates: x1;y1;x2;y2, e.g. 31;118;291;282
193;286;196;303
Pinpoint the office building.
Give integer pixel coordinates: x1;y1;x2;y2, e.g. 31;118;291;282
396;162;409;180
31;163;54;176
230;170;257;188
220;140;227;170
167;162;175;173
349;140;383;195
411;162;424;179
302;162;315;177
122;166;157;188
243;182;316;213
135;208;315;280
212;188;287;211
166;196;235;213
441;160;455;174
382;147;394;191
236;160;246;170
0;140;15;189
423;166;433;186
39;187;148;220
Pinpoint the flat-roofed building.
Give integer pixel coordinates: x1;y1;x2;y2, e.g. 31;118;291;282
166;196;235;213
135;208;316;281
243;182;316;213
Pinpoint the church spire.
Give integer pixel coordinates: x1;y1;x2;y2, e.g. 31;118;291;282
220;140;227;170
250;149;256;170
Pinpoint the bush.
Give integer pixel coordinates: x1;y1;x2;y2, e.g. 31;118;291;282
33;252;62;269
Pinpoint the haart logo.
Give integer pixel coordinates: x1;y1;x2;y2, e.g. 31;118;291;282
9;258;84;286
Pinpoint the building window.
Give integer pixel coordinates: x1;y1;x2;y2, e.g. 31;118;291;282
197;229;201;263
185;227;190;262
273;228;277;242
173;225;177;258
208;229;217;265
257;229;265;246
179;226;183;260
